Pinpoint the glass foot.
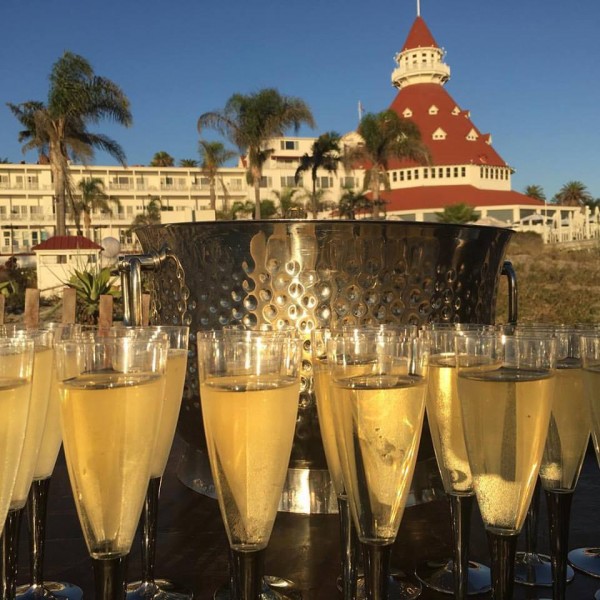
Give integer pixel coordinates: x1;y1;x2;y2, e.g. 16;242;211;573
415;558;491;595
214;576;302;599
514;551;574;587
16;582;83;600
126;579;194;600
351;572;421;600
568;547;600;578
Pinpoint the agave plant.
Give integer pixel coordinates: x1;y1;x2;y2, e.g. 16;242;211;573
67;266;120;323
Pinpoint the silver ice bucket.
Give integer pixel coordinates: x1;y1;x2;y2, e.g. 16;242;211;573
127;220;514;513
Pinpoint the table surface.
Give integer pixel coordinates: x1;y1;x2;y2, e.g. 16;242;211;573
18;438;600;600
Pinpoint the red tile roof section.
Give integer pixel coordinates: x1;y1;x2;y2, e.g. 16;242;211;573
32;236;103;251
387;83;507;168
402;16;440;51
379;186;544;213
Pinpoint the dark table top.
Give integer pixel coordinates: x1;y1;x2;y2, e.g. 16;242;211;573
18;438;600;599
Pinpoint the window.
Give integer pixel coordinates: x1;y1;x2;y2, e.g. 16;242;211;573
428;105;439;116
423;168;428;179
414;170;419;180
399;171;405;181
280;176;299;188
461;167;466;177
403;108;413;118
446;168;451;178
432;127;446;140
453;167;458;178
317;177;333;189
392;172;397;182
259;176;272;188
431;168;435;179
438;168;444;178
407;171;412;181
280;140;298;150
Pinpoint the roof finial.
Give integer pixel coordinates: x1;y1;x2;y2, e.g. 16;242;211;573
417;0;421;17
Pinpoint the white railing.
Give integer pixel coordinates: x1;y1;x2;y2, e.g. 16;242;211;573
512;207;600;244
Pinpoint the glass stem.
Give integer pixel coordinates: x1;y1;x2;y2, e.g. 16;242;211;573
361;542;392;600
28;477;51;588
229;548;265;600
337;495;359;600
92;555;127;600
546;489;573;600
449;494;473;600
486;531;518;600
1;507;24;600
523;479;541;555
140;476;162;585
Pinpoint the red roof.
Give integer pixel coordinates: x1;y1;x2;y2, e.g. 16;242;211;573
402;16;440;51
388;84;507;168
380;185;544;213
32;236;103;252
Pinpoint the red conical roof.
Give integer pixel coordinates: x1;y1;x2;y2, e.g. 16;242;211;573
388;83;507;168
402;16;439;51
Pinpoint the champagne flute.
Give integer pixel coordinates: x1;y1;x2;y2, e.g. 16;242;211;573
327;328;428;600
0;336;35;535
578;332;600;599
536;326;591;600
312;328;360;600
118;326;191;600
456;330;556;600
197;329;301;600
415;323;492;598
16;324;86;600
1;329;54;600
54;333;168;600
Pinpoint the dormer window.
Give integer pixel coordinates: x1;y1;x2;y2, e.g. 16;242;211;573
452;106;461;116
466;128;478;141
403;108;413;118
428;105;439;115
432;127;447;140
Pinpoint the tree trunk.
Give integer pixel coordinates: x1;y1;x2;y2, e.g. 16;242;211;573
254;179;261;220
311;177;318;219
209;181;216;212
50;141;67;236
371;169;381;220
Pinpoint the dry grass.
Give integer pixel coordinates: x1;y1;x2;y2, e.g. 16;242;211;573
496;233;600;324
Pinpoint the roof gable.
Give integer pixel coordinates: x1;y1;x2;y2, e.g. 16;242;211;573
402;16;440;51
32;235;103;252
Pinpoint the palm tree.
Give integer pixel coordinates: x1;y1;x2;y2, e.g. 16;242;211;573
150;151;174;167
7;51;131;236
435;203;479;224
295;131;341;219
271;187;304;217
197;88;315;219
76;177;121;239
179;158;198;167
198;140;237;211
524;184;546;202
345;110;431;219
129;196;162;230
338;186;370;220
552;181;593;207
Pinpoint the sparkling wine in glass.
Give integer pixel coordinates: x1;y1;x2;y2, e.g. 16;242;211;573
328;329;428;600
1;329;54;600
536;326;591;600
415;324;492;598
55;333;168;600
16;323;86;600
197;329;300;600
456;331;556;600
119;326;191;600
0;337;34;535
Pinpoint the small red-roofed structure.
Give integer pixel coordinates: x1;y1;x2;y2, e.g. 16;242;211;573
32;236;104;297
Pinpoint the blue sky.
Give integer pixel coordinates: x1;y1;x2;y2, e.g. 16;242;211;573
1;0;599;200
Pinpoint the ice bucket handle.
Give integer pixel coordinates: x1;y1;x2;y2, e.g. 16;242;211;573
501;260;518;325
117;250;167;326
